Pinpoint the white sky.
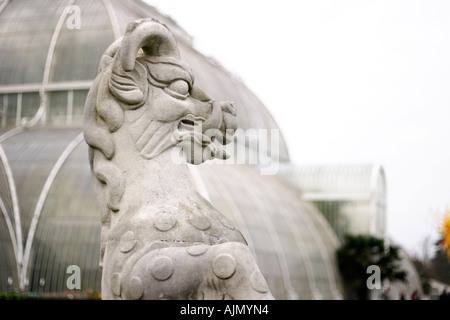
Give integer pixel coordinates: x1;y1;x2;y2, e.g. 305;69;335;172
144;0;450;257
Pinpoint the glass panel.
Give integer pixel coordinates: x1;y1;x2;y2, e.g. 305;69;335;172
343;200;370;236
48;91;67;125
21;92;40;122
29;141;101;294
0;94;4;128
50;0;114;83
278;165;374;194
0;151;13;218
0;146;18;291
2;128;82;237
72;90;88;125
0;0;65;85
111;0;140;35
5;93;17;127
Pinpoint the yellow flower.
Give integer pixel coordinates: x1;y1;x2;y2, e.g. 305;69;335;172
440;209;450;259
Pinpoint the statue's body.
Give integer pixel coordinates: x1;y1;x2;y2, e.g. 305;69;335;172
83;19;273;300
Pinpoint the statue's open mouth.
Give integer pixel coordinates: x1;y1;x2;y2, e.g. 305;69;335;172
173;114;230;163
177;114;205;132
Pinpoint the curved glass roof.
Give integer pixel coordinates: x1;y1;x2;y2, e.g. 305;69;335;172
0;128;101;294
0;0;289;161
0;0;114;85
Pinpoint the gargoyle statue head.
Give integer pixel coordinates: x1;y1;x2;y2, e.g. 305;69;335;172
84;18;237;167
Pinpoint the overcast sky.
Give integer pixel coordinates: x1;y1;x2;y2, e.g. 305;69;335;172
144;0;450;258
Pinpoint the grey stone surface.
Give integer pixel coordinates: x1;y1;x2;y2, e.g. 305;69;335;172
83;18;273;300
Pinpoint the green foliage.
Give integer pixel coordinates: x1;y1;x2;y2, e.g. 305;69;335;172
418;270;432;295
336;234;407;300
0;292;39;300
431;244;450;284
411;258;432;295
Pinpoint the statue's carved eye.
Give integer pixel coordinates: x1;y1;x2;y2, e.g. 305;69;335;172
165;79;190;99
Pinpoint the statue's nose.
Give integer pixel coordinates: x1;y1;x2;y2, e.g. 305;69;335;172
201;100;223;132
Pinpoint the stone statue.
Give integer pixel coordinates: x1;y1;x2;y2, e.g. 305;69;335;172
83;18;273;300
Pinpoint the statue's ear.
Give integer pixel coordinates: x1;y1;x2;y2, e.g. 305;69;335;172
120;19;181;71
108;19;181;109
109;56;148;109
